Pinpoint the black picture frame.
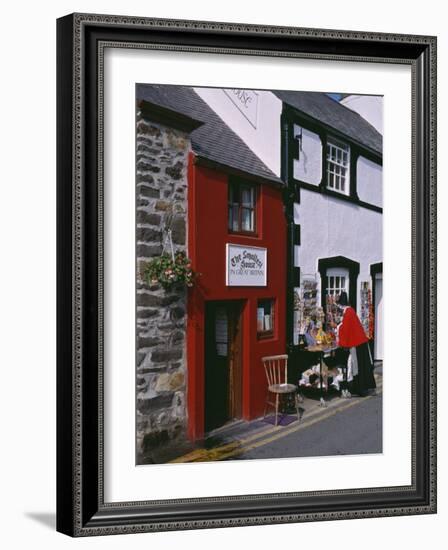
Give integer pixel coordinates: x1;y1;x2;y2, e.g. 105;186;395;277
57;13;437;536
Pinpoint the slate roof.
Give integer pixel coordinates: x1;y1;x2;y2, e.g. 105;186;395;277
273;90;382;155
136;85;382;185
136;84;282;185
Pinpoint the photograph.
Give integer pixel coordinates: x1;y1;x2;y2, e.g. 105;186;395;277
0;0;442;545
54;10;436;536
135;84;383;465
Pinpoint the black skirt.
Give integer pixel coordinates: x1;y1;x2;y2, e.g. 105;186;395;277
351;342;376;397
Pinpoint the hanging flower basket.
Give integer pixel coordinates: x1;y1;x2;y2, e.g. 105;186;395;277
142;251;198;290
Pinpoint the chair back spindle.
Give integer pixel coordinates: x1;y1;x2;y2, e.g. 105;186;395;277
261;354;299;425
262;354;289;387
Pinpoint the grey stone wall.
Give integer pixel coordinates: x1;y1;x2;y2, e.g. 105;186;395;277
135;110;190;463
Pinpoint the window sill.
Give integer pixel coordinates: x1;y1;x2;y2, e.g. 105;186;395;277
257;331;275;341
325;186;350;197
228;230;258;238
293;180;383;214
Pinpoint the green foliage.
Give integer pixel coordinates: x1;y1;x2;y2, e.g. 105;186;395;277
142;251;198;290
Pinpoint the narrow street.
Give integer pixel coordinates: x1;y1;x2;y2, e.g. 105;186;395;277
229;389;382;460
171;368;382;463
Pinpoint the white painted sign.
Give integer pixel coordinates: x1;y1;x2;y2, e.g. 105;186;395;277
226;244;267;287
223;88;259;128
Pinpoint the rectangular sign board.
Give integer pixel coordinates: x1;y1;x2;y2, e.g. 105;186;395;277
226;244;267;286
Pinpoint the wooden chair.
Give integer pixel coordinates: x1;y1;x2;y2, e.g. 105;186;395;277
262;354;300;426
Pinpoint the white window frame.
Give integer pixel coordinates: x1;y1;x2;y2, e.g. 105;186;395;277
228;181;257;234
257;298;275;339
326;139;350;196
325;267;349;298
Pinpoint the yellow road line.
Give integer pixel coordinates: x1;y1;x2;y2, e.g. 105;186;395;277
217;389;382;461
170;420;280;463
171;383;382;463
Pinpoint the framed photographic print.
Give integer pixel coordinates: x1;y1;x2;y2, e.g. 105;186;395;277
56;13;437;536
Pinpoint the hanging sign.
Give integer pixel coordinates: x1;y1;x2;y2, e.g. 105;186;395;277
226;244;267;287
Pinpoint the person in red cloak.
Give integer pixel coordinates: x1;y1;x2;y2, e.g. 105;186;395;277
336;291;376;397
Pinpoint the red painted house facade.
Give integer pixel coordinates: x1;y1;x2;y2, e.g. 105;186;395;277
186;155;287;440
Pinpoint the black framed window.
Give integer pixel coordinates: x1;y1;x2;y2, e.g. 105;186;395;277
318;256;360;313
228;181;257;234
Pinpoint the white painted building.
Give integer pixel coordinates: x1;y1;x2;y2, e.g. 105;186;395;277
340;94;383;134
194;86;383;360
194;87;283;176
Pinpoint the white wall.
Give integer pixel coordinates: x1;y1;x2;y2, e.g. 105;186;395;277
195;87;283;176
1;2;445;550
292;125;382;209
357;156;383;208
340;95;384;134
294;189;382;315
293;125;322;184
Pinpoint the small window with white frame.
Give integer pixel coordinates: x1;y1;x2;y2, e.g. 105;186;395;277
257;298;275;339
326;139;350;195
325;267;349;327
326;267;349;299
